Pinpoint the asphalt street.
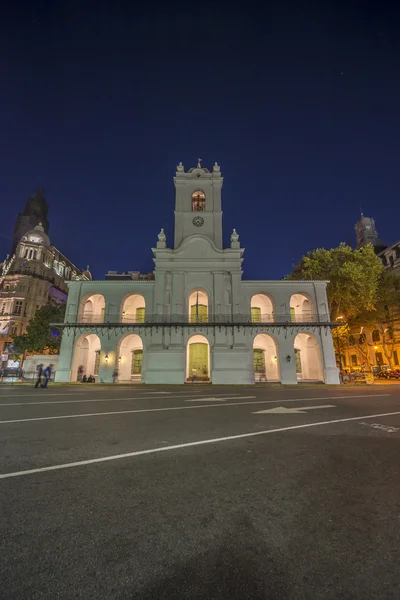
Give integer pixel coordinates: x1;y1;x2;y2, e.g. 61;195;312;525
0;383;399;599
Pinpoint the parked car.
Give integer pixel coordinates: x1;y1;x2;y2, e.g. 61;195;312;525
376;366;400;379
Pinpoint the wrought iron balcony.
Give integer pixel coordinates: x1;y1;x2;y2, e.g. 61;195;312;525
62;312;333;327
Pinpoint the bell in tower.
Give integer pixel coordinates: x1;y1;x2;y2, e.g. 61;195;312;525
173;161;223;249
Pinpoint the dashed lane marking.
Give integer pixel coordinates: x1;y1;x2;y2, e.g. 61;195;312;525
0;394;389;424
1;409;400;480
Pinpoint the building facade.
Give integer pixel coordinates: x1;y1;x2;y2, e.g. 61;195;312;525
341;214;400;371
56;162;339;385
0;190;90;364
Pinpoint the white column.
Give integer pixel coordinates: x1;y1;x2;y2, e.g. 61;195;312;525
277;334;298;384
55;328;78;382
320;329;340;384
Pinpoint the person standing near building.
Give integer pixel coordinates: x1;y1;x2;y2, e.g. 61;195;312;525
42;363;53;388
34;363;43;388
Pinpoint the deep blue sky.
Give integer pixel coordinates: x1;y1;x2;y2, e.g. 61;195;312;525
1;1;399;280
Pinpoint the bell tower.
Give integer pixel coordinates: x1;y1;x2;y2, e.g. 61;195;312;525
173;160;223;249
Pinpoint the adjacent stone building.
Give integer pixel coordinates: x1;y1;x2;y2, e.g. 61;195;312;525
341;214;400;371
55;161;339;385
0;189;90;365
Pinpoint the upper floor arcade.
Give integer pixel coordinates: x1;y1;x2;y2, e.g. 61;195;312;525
60;276;331;327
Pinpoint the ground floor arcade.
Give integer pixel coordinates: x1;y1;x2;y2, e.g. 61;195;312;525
56;326;339;385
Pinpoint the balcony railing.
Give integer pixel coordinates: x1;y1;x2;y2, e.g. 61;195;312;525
67;313;332;325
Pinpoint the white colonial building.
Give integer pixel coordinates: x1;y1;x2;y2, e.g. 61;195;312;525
55;161;339;385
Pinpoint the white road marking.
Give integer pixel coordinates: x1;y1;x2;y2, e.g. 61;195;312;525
253;405;336;414
0;393;242;407
0;394;389;424
185;396;254;402
360;422;400;433
1;409;400;480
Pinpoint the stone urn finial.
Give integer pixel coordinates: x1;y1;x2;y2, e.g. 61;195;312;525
230;228;240;248
157;228;167;248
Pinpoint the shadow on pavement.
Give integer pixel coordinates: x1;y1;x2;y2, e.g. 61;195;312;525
137;513;289;600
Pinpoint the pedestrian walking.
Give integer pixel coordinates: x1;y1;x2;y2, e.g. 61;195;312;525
112;369;118;384
35;364;43;388
42;363;53;388
77;365;84;382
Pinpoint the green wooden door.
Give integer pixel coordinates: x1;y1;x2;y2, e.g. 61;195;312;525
136;307;145;323
251;307;261;323
189;343;209;377
253;349;265;374
94;350;100;375
190;304;208;323
131;349;143;375
295;349;302;374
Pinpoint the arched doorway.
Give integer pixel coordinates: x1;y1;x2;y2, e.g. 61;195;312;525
188;290;208;323
253;334;279;382
186;334;210;382
121;294;146;323
251;294;275;323
80;294;106;323
118;334;143;382
290;294;314;322
294;332;323;381
72;334;101;381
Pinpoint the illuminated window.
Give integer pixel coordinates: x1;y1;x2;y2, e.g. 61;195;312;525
192;191;205;212
14;301;23;315
372;330;380;343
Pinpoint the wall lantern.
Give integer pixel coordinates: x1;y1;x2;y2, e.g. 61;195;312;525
105;354;109;363
374;345;378;350
273;355;278;363
118;356;122;362
285;354;291;363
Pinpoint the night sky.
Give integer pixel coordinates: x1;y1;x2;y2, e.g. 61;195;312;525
1;1;399;280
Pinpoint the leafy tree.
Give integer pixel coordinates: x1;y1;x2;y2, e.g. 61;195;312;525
13;300;66;355
290;244;400;368
289;243;384;320
351;271;400;367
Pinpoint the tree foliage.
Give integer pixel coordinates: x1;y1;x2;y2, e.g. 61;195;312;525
289;243;384;320
13;301;66;355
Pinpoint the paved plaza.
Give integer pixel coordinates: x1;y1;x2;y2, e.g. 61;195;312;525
1;383;400;599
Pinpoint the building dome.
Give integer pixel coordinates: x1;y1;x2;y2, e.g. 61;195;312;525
22;223;50;247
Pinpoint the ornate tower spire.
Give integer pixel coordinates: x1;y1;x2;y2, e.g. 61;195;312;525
12;187;50;253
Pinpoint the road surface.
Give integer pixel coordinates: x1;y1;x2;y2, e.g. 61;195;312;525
0;384;399;599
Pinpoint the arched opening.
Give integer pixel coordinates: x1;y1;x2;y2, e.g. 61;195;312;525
251;294;275;323
253;334;279;382
121;294;146;323
186;334;210;382
290;293;314;322
294;332;323;381
192;190;206;212
372;329;380;343
81;294;106;323
72;334;101;381
118;334;143;382
188;290;208;323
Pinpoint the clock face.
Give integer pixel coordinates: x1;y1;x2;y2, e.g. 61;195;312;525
192;216;204;227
